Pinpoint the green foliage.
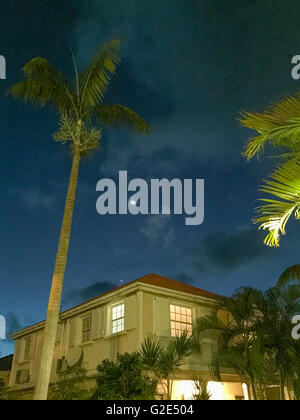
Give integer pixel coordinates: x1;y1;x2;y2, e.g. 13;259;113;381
0;378;8;400
240;92;300;247
253;283;300;400
140;332;193;378
48;368;91;401
79;39;121;113
277;264;300;288
92;352;157;400
9;39;150;158
53;116;101;156
253;158;300;247
10;57;74;114
95;104;150;134
140;331;193;399
194;288;267;399
194;274;300;400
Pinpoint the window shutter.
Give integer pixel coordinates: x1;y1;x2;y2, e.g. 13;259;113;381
20;369;30;384
125;295;137;330
69;318;77;348
91;306;105;340
90;310;99;339
29;333;36;360
14;339;21;363
15;370;21;384
56;323;63;343
153;297;170;337
16;369;30;384
100;307;106;336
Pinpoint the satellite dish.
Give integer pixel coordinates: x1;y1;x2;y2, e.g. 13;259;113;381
66;346;83;367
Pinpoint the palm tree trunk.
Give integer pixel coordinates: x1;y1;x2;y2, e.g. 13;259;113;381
249;377;257;401
279;371;285;401
33;147;81;400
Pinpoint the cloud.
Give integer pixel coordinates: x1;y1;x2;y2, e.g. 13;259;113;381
16;187;56;212
194;227;273;271
171;273;195;284
6;312;24;337
140;215;176;248
63;281;117;306
72;0;235;180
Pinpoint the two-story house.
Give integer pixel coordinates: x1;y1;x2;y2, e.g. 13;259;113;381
9;274;248;400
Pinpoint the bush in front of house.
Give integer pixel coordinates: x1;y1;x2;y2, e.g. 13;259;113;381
0;379;8;400
48;368;91;400
92;352;158;400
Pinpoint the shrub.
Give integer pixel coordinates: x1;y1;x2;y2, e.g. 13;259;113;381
92;352;157;400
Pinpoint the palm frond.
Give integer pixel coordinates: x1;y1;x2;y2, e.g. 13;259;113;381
94;104;150;134
10;57;75;114
210;348;247;382
277;265;300;288
79;39;121;112
194;315;225;336
253;159;300;247
140;336;162;370
240;93;300;160
171;330;193;359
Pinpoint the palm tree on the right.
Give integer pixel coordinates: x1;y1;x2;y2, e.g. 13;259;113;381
240;93;300;247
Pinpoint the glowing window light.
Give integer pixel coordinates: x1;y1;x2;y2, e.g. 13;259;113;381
171;380;196;400
170;305;192;337
242;383;249;401
112;303;124;334
207;381;225;400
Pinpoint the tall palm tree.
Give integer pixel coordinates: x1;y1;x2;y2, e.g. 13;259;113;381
254;282;300;400
10;39;150;400
195;271;300;400
240;93;300;247
194;288;266;400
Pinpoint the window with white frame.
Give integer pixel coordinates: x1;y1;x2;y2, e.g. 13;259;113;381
82;315;92;342
24;336;31;360
112;303;124;334
170;305;192;337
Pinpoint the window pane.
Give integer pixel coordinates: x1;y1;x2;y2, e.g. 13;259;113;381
170;305;192;337
112;304;124;334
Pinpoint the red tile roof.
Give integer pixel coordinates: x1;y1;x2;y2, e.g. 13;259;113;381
12;274;219;337
65;273;219;314
134;273;219;299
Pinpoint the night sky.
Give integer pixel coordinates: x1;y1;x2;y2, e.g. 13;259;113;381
1;0;300;356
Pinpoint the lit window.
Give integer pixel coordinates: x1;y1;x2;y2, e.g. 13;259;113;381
82;316;92;342
170;305;192;337
24;336;31;360
112;304;124;334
